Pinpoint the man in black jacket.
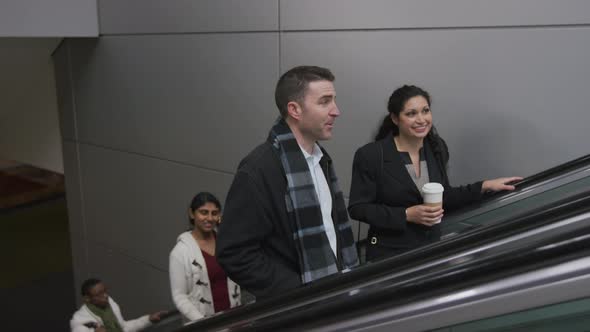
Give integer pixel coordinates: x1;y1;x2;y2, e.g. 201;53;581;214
216;66;359;300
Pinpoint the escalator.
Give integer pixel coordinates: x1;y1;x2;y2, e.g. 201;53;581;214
173;154;590;331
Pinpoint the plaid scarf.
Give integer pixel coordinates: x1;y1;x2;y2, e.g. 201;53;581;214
268;118;359;283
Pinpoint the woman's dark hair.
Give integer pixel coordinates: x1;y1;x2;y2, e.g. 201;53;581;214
188;192;221;225
375;85;450;171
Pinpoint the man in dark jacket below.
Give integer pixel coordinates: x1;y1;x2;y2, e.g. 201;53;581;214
216;65;359;300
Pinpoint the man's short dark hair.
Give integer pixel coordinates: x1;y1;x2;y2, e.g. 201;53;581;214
81;278;102;296
274;66;335;118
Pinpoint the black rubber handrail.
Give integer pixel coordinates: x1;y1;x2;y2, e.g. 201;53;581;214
449;153;590;215
158;309;180;321
176;189;590;332
505;153;590;189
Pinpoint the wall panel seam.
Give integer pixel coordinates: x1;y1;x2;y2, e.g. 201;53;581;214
278;0;282;74
65;41;91;284
95;0;102;35
66;41;79;141
76;140;237;177
92;241;168;273
100;30;280;37
280;23;590;33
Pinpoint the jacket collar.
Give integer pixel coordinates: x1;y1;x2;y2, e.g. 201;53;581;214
380;133;420;195
379;133;443;195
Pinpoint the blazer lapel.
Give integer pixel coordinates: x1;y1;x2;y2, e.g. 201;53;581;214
380;134;421;196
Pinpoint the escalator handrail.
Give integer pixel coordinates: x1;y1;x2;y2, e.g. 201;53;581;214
446;153;590;217
502;153;590;190
158;309;180;321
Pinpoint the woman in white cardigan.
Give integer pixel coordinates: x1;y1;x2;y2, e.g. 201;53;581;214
169;192;240;323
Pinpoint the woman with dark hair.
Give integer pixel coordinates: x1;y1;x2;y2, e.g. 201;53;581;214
169;192;240;323
348;85;521;261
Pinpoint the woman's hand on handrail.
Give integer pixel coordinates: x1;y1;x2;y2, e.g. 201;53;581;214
481;176;523;193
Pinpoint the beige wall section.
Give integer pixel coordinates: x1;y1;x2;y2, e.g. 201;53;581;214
0;38;64;173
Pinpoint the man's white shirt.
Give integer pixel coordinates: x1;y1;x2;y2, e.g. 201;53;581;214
300;143;337;257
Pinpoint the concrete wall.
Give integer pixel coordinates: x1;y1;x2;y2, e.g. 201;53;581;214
54;0;590;315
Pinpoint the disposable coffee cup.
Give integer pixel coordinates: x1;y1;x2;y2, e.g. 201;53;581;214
421;182;444;224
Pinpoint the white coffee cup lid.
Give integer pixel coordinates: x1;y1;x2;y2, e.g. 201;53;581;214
422;182;444;194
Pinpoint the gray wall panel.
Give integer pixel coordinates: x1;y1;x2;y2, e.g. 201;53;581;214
53;41;77;140
62;141;87;305
99;0;278;34
70;34;278;173
0;0;98;37
78;143;234;272
281;0;590;31
87;242;172;317
282;28;590;193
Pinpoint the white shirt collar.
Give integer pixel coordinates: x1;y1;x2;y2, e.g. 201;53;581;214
299;143;323;165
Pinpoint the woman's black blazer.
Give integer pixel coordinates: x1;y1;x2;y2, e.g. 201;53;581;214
348;133;483;252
